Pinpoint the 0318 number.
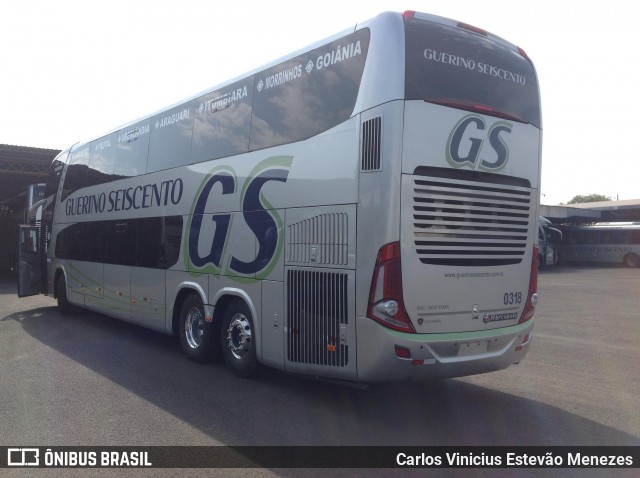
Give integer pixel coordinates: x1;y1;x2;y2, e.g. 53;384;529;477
503;291;522;306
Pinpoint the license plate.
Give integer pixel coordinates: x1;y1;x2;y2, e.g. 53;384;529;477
457;340;488;357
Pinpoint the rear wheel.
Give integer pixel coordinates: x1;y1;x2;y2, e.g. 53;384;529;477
623;253;640;268
220;301;258;378
179;293;219;363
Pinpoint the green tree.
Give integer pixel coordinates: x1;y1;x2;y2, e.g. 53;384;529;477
567;194;611;204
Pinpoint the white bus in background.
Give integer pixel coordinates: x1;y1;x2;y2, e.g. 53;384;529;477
18;11;542;382
557;222;640;268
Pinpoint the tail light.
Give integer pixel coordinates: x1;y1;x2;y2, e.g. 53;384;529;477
518;47;532;63
367;242;416;333
457;22;488;37
519;246;539;324
402;11;416;21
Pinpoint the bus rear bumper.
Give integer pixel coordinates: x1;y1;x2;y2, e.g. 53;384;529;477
355;316;534;382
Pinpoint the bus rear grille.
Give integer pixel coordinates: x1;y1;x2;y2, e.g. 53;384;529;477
287;269;348;367
412;174;533;266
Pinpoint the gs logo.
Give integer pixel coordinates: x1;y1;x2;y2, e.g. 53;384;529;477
186;156;292;279
446;115;512;171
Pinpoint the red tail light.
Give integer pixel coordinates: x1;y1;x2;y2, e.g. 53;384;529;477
367;242;416;333
518;47;532;63
457;22;488;37
519;246;539;324
402;11;416;21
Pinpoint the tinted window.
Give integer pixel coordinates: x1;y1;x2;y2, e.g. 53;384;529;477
191;78;253;164
163;216;183;267
148;102;195;172
89;134;116;184
45;157;65;201
55;217;182;269
405;19;540;127
105;221;137;266
136;217;164;268
61;146;90;201
56;30;369;184
44;156;66;239
114;121;151;177
83;222;105;262
250;28;369;149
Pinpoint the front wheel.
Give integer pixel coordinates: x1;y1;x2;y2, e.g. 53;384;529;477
623;253;640;268
179;294;219;363
220;301;258;378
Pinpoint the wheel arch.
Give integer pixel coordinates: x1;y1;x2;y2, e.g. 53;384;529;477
171;282;208;337
211;288;258;320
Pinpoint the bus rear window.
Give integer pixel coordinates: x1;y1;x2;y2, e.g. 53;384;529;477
405;18;541;128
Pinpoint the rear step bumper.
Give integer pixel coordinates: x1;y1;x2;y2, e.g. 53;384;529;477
356;316;534;382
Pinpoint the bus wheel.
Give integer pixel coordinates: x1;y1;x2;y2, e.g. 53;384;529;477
56;275;75;316
179;293;218;363
220;301;258;378
623;253;640;268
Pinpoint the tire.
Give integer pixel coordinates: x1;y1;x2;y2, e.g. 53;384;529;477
56;275;75;316
179;293;219;363
220;301;258;378
623;253;640;268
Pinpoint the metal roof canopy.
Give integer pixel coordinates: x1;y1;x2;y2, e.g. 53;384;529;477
0;144;60;210
541;199;640;224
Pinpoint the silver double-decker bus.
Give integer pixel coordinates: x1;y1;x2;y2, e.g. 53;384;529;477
18;11;542;382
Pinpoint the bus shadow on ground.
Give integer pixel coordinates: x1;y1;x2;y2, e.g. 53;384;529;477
8;302;639;451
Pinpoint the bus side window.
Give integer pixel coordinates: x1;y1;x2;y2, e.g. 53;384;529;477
612;230;627;244
106;221;137;266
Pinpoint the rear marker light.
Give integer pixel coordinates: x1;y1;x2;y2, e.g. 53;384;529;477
515;333;532;352
395;345;411;359
402;11;416;21
518;47;532;63
457;22;488;36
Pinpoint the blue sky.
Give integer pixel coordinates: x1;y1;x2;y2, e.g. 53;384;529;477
2;0;637;205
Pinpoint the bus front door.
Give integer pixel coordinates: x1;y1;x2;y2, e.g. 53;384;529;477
18;225;44;297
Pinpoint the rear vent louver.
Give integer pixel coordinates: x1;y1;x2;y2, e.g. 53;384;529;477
287;269;348;367
287;213;348;266
412;170;533;267
361;117;382;171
